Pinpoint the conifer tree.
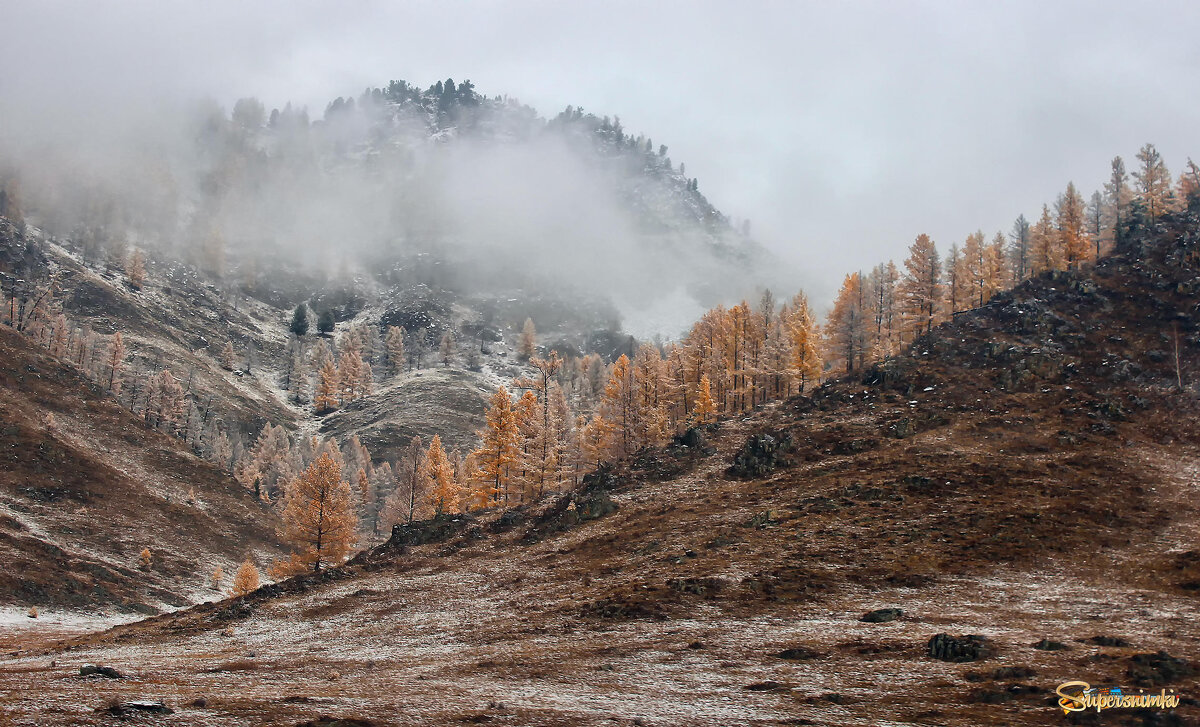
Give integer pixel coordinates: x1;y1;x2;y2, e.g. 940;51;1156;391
385;325;406;375
826;272;870;374
212;431;233;473
898;233;940;339
518;318;537;361
139;547;152;570
944;243;964;313
599;354;636;457
231;558;260;596
962;231;987;307
1178;158;1200;208
1031;204;1059;274
1086;191;1105;258
107;331;126;394
424;435;460;516
632;343;670;447
439;331;456;367
337;335;365;403
211;566;224;590
315;359;339;412
126;249;146;290
358;360;373;398
149;370;184;432
524;351;565;495
514;389;541;501
1057;181;1090;268
1106;156;1132;249
471;386;520;507
579;413;611;470
987;232;1008;295
290;304;310;337
786;292;822;391
1009;214;1032;282
1134;143;1173;221
691;374;717;426
279;453;356;572
317;310;335;336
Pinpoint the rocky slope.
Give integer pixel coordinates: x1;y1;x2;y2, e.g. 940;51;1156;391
2;209;1196;724
0;325;284;614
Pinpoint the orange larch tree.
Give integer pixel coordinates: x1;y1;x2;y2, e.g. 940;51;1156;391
278;452;356;573
898;233;941;340
424;435;460;516
471;386;521;507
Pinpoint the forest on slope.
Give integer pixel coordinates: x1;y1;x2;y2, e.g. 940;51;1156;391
1;133;1198;603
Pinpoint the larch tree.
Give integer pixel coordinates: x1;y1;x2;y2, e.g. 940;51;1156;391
424;435;460;516
385;325;406;375
279;452;356;573
1177;158;1200;209
987;232;1008;296
898;233;941;339
599;354;637;457
211;566;224;590
632;343;670;447
394;436;429;524
439;331;456;367
1134;143;1173;222
212;431;233;473
518;318;537;361
579;413;612;470
514;389;542;502
691;374;717;426
962;231;987;307
1030;204;1060;274
1056;181;1090;269
337;335;364;403
471;386;520;507
315;359;339;412
107;330;125;394
786;292;821;391
148;370;184;433
526;352;565;497
219;341;235;370
1086;190;1105;259
357;360;373;398
944;243;964;313
1105;156;1132;249
231;558;260;597
825;272;869;374
126;249;146;290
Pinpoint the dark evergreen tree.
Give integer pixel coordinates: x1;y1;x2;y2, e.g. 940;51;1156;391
290;304;310;337
318;310;335;336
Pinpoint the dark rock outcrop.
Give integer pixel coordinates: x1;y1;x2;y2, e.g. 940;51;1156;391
927;633;992;662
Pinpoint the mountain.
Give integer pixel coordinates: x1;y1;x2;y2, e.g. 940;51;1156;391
0;322;283;614
4;206;1196;725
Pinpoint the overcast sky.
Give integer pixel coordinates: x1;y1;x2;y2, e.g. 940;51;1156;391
3;0;1199;303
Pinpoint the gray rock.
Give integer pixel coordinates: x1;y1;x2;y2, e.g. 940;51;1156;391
860;608;903;623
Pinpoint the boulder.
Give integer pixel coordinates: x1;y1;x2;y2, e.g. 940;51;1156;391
928;633;992;662
80;664;123;679
860;608;903;623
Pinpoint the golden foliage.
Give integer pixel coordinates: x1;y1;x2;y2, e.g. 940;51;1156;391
231;558;260;597
278;453;356;572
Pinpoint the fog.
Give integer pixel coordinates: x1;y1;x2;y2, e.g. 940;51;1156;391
3;1;1199;314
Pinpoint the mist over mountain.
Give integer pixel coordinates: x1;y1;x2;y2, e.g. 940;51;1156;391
0;78;780;337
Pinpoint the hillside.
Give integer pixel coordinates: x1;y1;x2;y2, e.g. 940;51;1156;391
2;205;1196;724
0;325;284;615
